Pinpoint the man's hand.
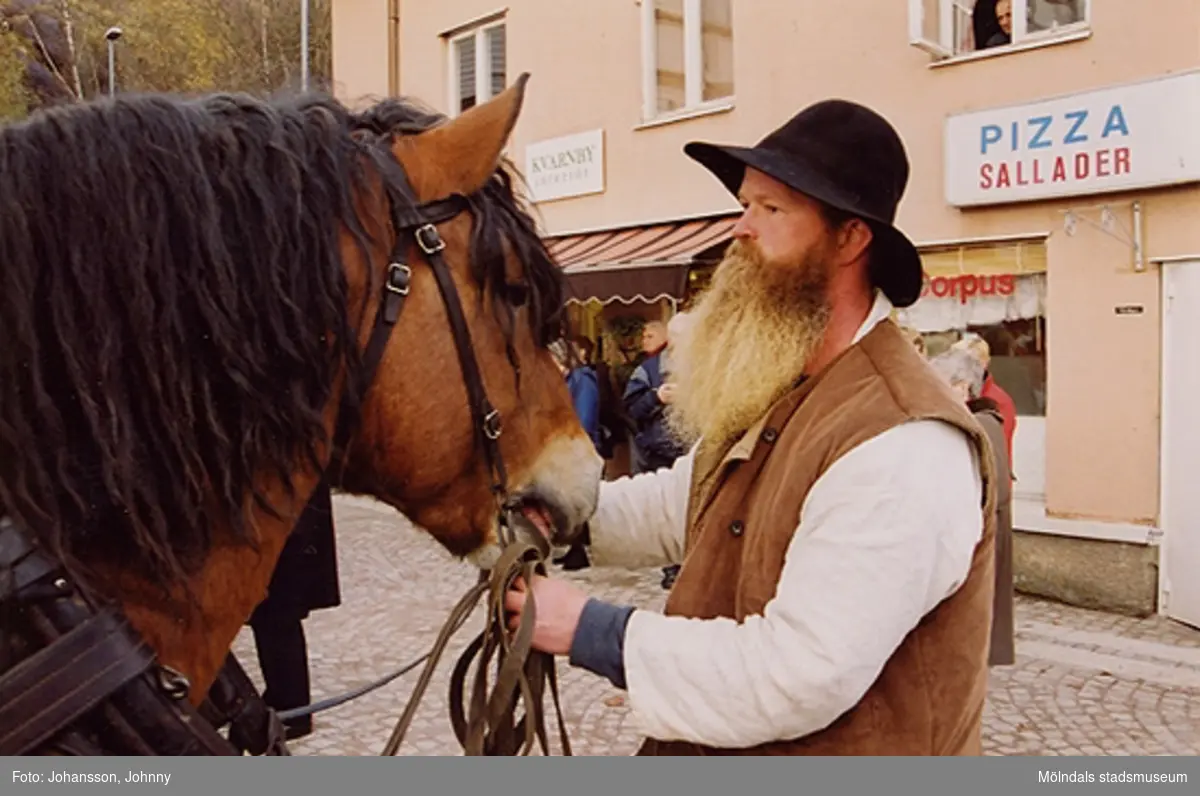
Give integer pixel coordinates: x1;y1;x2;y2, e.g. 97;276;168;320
657;383;677;404
503;574;589;655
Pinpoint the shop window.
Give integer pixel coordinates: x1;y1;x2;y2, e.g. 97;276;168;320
909;0;1088;61
641;0;734;122
447;18;506;116
897;237;1048;416
911;302;1047;418
975;318;1046;416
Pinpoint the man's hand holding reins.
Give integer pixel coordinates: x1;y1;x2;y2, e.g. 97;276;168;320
504;574;589;655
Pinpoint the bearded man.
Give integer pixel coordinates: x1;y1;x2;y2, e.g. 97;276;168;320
506;99;999;755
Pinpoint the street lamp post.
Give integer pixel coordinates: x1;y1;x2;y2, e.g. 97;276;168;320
105;26;122;98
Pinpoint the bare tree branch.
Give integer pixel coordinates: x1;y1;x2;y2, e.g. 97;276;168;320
23;11;75;99
58;0;81;98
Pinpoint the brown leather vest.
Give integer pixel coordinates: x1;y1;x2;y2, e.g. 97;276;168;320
638;320;998;756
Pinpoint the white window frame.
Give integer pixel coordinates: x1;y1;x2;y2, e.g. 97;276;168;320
908;0;1091;62
640;0;735;124
446;18;506;117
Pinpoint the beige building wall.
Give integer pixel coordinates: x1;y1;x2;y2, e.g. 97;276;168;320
331;0;392;105
334;1;1200;611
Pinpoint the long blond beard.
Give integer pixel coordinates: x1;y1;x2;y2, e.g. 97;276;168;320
666;239;833;449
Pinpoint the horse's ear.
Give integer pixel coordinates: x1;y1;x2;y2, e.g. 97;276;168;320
398;72;530;199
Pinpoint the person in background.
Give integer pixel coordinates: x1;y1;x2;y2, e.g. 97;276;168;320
624;318;688;589
623;320;686;475
550;339;602;452
657;311;695;590
973;0;1013;50
929;347;1016;667
247;481;341;740
952;332;1017;468
574;335;624;465
548;339;602;571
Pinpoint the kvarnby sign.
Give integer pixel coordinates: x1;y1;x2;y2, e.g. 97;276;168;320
524;129;605;203
944;71;1200;207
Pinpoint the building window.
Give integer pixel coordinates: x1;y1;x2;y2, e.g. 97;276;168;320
894;239;1048;417
642;0;734;121
448;19;506;116
921;316;1047;417
909;0;1088;60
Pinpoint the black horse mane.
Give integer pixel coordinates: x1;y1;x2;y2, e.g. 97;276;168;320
0;89;565;594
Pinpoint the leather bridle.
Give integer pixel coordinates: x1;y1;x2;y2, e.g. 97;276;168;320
0;135;571;757
343;140;570;757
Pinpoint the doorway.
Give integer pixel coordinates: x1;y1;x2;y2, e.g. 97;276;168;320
1160;259;1200;629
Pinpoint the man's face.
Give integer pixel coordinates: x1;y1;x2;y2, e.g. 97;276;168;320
664;179;841;448
641;323;667;354
731;168;843;271
996;0;1013;34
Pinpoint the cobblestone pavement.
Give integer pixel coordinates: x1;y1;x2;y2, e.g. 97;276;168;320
231;495;1200;757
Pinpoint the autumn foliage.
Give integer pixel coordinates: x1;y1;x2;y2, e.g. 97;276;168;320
0;0;332;120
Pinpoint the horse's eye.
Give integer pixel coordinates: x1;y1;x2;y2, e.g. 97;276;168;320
505;282;529;307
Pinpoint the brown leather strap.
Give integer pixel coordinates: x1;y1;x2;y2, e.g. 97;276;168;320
381;536;573;757
19;568;244;757
98;675;244;756
0;607;154;755
201;653;291;756
446;542;572;756
379;575;489;755
0;517;60;602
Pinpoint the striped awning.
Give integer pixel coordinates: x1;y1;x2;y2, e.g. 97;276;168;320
546;213;738;305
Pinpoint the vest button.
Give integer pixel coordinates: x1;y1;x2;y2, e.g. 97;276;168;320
729;520;745;537
761;427;779;444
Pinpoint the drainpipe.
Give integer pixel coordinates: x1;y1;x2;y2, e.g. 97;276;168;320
388;0;401;95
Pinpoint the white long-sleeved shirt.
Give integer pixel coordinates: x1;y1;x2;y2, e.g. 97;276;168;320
586;292;985;748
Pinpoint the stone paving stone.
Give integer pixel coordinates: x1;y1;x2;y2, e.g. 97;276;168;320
228;495;1200;757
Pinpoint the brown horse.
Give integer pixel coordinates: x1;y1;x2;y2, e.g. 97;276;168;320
0;74;602;747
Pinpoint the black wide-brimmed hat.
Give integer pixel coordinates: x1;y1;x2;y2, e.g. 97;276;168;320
684;99;923;308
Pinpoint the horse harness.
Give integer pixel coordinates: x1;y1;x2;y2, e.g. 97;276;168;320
0;138;571;757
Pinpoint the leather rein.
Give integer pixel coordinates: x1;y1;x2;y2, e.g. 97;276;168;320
0;139;572;757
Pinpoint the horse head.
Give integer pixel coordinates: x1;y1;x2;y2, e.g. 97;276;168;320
0;75;600;704
333;75;602;569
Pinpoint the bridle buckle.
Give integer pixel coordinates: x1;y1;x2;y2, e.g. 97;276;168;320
415;224;446;255
386;263;412;296
482;409;502;441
